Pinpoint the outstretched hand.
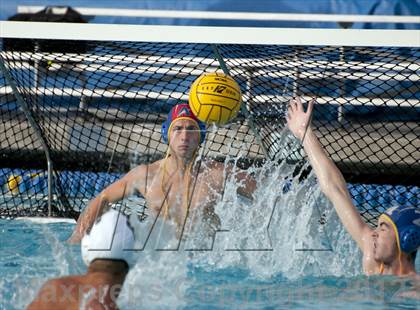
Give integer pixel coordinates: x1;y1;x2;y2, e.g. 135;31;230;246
286;97;314;142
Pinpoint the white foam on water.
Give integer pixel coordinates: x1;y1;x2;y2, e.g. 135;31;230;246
41;224;84;275
187;157;362;280
15;217;76;224
118;217;190;309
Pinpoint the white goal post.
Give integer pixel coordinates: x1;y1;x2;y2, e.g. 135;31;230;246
1;21;419;47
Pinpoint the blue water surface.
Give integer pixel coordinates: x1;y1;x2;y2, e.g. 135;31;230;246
0;219;419;309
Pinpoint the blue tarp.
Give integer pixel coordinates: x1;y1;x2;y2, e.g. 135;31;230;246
0;167;418;208
1;0;419;29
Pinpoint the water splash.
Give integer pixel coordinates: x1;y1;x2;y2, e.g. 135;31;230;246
118;218;190;309
188;158;362;280
118;131;363;308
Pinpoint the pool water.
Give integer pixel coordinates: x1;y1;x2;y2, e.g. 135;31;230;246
1;164;419;309
1;201;419;309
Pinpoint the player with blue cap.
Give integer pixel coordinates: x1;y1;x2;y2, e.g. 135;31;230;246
69;100;257;243
161;103;206;145
287;96;419;276
376;206;420;274
160;103;207;220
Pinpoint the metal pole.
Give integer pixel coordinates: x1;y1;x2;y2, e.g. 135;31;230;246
211;44;269;158
245;68;253;112
293;51;299;97
47;160;53;216
338;46;345;123
337;22;353;123
0;56;54;216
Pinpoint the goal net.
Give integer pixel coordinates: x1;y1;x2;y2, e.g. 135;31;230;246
0;23;419;224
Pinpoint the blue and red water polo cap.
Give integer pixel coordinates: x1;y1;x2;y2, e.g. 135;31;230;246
161;103;206;144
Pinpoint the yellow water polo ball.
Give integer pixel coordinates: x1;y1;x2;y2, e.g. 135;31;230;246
189;72;242;125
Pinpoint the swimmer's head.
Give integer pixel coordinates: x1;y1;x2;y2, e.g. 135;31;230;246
81;209;136;268
379;206;420;254
161;103;206;144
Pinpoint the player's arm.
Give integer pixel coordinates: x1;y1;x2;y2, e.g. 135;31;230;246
287;97;372;250
68;165;146;243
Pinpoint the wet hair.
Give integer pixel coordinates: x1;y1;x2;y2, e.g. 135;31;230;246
91;258;130;271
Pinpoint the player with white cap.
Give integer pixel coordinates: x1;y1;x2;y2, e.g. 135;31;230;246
28;209;136;309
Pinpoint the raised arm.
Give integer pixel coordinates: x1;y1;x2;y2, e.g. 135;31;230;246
67;165;145;243
286;97;372;250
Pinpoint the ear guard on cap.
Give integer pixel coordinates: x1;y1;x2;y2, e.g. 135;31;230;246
399;226;420;253
161;104;206;144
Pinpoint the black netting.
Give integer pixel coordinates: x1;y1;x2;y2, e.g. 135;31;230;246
0;40;418;225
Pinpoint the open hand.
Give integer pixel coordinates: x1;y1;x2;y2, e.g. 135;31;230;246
286;97;314;142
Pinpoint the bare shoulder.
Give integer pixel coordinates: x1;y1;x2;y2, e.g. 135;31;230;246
42;276;81;292
27;277;77;309
123;161;162;182
146;159;164;173
124;163;147;177
119;161;163;197
36;277;65;293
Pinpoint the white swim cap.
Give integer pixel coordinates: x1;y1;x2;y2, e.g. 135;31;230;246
81;209;135;267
